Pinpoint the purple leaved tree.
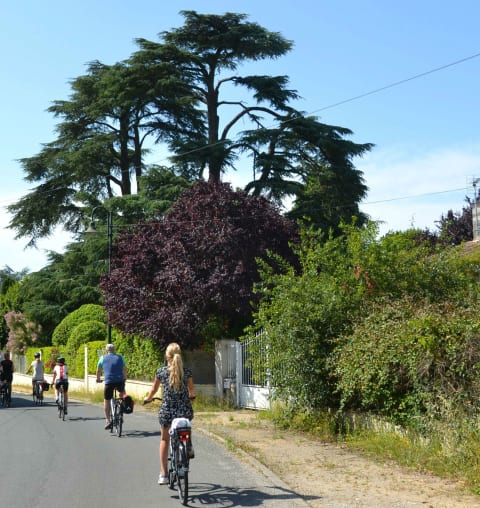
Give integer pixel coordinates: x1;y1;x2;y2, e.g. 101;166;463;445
101;181;297;349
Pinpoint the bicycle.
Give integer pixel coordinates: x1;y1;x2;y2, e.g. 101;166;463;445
143;398;193;506
32;380;44;405
57;383;67;420
110;387;124;437
0;382;10;407
168;417;192;505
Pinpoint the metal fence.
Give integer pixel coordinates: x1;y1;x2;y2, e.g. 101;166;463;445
240;330;270;387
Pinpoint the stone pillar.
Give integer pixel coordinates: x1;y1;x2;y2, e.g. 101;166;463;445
473;200;480;241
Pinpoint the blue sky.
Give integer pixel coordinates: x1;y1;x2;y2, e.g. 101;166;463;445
2;1;480;272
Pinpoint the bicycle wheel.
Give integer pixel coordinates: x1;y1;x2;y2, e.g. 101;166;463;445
33;384;40;405
58;391;65;420
115;403;123;437
168;452;175;489
109;399;115;433
176;443;189;505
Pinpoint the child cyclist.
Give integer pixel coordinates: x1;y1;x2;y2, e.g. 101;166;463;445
51;356;69;414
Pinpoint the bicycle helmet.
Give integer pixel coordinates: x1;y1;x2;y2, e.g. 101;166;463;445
56;357;65;364
34;352;41;359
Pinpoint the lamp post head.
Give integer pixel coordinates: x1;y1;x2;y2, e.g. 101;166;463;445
85;221;97;234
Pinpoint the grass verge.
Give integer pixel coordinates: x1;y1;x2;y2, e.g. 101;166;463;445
263;403;480;496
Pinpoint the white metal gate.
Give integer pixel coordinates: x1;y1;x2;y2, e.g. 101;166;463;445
236;332;270;410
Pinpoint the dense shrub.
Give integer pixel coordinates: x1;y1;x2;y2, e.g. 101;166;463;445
52;304;106;346
112;334;163;381
66;320;107;376
73;340;106;377
333;297;480;426
246;224;480;418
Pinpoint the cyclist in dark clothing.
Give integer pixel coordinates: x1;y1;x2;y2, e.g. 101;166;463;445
96;343;127;429
0;352;14;403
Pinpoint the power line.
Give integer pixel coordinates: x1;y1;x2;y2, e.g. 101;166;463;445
309;51;480;114
2;52;478;213
145;50;480;165
363;187;468;206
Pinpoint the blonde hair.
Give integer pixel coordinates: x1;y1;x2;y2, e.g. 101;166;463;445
165;342;184;392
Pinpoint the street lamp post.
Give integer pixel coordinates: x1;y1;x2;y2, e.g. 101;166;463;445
86;208;113;343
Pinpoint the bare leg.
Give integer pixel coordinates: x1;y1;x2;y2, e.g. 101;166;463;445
104;399;111;423
160;426;170;476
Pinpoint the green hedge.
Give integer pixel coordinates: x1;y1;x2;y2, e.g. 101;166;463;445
73;340;106;378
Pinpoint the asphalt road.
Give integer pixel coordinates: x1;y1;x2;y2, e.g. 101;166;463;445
1;392;307;507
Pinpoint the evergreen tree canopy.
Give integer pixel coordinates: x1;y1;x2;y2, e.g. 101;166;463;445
9;10;372;248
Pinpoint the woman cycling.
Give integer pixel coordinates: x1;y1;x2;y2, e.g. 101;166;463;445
144;342;195;485
51;356;69;415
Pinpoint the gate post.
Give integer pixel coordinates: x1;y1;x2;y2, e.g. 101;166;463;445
84;346;89;392
235;341;242;408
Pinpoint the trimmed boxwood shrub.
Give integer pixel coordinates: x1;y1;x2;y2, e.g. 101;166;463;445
52;304;106;346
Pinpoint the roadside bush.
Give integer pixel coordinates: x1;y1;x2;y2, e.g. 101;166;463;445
113;334;163;381
245;225;373;410
247;224;480;414
52;304;106;346
333;297;480;426
66;320;106;377
74;340;106;376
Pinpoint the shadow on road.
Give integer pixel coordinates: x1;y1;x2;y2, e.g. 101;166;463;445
184;482;321;507
67;415;105;422
122;429;161;438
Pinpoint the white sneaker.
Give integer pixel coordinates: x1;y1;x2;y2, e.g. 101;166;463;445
158;474;168;485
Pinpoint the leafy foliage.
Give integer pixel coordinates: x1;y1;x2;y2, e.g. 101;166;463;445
72;340;106;377
245;225;375;409
435;199;473;245
110;334;163;381
52;304;106;346
246;224;480;420
8;58;200;246
103;181;298;349
334;298;480;425
4;311;42;354
0;267;25;348
65;320;107;374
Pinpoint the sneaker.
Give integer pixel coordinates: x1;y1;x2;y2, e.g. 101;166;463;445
104;422;112;430
158;474;169;485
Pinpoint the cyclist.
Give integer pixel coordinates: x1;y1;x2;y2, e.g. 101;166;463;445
0;352;14;403
51;356;69;415
26;352;44;397
96;343;127;429
144;342;195;485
